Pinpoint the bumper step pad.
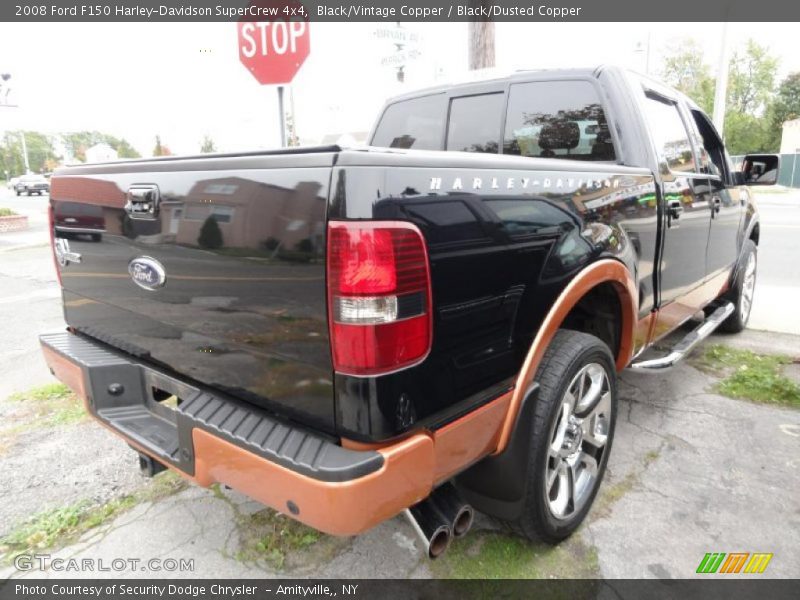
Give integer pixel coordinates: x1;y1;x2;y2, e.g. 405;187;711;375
40;331;383;482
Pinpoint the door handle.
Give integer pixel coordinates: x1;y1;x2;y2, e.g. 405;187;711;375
711;195;722;217
667;200;684;220
125;185;160;221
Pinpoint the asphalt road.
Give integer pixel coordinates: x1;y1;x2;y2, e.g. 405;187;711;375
0;185;798;579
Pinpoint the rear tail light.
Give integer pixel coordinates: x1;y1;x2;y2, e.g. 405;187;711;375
327;221;432;376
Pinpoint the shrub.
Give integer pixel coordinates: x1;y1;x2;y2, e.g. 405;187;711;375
198;216;223;249
263;236;280;251
0;208;18;217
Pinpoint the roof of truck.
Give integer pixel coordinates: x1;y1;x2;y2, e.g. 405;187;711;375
381;65;699;114
384;66;609;104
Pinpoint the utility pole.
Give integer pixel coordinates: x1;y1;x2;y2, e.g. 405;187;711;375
20;131;30;173
468;1;495;70
712;23;730;136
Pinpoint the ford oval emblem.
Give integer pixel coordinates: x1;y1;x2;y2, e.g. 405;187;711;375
128;256;166;291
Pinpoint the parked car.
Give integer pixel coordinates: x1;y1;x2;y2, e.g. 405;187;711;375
15;174;50;196
53;201;105;242
40;66;771;558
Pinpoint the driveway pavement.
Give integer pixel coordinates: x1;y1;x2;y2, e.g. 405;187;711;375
0;186;797;579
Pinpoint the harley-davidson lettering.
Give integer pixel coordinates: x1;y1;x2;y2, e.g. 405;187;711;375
429;175;620;191
128;256;166;291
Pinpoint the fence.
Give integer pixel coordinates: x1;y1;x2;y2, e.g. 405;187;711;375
731;153;800;188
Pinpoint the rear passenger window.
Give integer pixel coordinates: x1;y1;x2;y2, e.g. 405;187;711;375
503;81;616;161
642;94;696;172
371;94;446;150
446;93;504;153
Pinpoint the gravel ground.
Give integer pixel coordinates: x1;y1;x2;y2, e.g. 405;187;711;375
0;421;145;538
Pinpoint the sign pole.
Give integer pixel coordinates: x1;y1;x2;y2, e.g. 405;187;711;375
277;86;286;148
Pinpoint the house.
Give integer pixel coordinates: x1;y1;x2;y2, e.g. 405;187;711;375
780;118;800;154
85;143;118;163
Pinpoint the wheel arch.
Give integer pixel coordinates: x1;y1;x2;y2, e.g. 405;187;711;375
494;259;637;455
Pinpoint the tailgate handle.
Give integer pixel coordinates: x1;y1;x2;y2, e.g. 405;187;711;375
125;185;160;220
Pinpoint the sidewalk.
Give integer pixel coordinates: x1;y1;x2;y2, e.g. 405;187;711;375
0;190;50;252
0;224;49;252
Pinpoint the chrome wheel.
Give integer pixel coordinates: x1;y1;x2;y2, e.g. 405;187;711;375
741;252;756;323
545;363;612;520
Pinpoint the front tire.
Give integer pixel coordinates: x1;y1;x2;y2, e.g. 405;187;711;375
719;240;757;333
506;329;617;543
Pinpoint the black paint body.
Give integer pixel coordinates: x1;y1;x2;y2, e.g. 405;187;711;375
49;67;757;442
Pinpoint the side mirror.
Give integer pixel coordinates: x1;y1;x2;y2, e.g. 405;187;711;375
740;154;780;186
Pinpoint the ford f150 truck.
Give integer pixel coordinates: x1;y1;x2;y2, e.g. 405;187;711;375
40;66;773;558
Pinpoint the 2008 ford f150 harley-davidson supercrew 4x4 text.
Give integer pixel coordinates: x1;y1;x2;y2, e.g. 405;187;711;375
40;66;772;558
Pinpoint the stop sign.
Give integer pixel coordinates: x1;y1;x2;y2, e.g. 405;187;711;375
237;8;309;85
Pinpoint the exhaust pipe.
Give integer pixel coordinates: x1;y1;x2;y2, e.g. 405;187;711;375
404;483;474;558
404;499;452;559
430;483;474;538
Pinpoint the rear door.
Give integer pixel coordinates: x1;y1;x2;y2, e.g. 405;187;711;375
51;152;336;431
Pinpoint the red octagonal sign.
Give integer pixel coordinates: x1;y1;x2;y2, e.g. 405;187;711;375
237;2;310;86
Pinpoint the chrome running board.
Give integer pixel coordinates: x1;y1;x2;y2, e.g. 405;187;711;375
629;302;735;372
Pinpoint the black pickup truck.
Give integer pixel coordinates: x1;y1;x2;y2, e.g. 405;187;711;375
40;66;774;557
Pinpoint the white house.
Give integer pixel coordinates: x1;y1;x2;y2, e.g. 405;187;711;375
85;142;118;163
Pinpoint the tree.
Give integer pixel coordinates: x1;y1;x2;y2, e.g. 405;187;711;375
198;215;223;249
152;135;172;157
659;38;781;153
108;136;140;159
660;39;714;113
200;135;217;153
723;40;779;153
0;131;58;174
22;131;58;173
0;132;25;176
768;72;800;149
723;112;774;155
61;131;140;161
727;40;778;115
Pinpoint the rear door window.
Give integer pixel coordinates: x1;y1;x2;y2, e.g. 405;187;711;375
371;94;446;150
446;93;504;154
503;81;616;161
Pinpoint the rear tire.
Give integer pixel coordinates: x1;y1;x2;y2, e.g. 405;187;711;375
505;329;617;543
719;240;757;333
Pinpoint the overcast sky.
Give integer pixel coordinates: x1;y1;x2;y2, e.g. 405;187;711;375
1;21;798;157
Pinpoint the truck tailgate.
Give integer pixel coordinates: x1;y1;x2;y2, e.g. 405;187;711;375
50;150;337;432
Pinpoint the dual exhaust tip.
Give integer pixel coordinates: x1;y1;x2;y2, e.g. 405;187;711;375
403;483;474;559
